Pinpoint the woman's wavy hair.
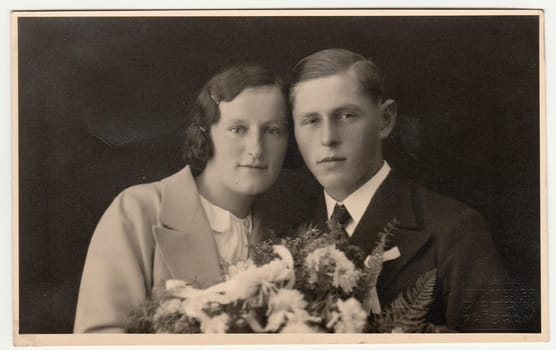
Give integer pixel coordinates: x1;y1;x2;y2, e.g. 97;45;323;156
183;64;300;173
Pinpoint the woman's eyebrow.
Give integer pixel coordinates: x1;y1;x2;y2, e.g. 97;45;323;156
221;117;287;126
220;117;248;125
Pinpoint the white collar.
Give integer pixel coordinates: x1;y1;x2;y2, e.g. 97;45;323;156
199;195;252;233
325;161;391;225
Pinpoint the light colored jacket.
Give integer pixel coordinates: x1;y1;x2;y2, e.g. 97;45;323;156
74;166;267;333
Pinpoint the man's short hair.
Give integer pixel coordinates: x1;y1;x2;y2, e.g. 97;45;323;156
183;65;287;172
290;48;385;105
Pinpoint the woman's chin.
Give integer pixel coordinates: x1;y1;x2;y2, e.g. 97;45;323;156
232;181;274;196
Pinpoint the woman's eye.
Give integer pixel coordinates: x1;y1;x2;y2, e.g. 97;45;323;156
229;126;247;134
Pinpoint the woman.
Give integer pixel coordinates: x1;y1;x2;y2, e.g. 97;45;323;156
74;65;290;333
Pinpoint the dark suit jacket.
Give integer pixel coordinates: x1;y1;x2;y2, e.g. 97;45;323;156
308;169;507;332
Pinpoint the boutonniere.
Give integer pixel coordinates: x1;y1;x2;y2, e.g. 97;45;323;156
361;220;401;315
363;245;401;314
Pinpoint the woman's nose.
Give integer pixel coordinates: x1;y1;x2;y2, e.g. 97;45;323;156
245;130;263;158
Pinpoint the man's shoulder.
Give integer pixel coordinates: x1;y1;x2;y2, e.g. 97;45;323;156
412;180;479;217
392;172;486;232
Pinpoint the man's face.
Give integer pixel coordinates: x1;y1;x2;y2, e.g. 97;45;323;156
292;70;395;201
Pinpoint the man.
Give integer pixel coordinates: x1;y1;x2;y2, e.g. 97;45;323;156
289;48;507;332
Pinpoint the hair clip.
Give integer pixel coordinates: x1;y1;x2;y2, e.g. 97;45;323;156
210;94;220;105
196;124;207;133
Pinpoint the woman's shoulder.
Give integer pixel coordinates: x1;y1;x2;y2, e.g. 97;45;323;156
111;181;163;215
106;167;197;222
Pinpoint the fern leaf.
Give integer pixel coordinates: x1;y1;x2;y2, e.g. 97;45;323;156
363;255;383;287
369;219;398;257
372;269;437;332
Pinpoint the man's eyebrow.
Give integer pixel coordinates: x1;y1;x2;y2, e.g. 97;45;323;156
296;111;320;119
330;104;364;115
295;103;364;119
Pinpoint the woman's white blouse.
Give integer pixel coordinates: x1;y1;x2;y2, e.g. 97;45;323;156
199;195;252;265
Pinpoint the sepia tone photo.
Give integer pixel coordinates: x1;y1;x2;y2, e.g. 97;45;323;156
12;9;547;346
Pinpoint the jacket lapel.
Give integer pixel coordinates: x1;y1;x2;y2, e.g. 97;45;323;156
152;166;223;288
310;193;329;232
350;170;417;250
351;170;432;288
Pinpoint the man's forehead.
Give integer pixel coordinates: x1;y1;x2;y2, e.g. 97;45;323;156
292;72;369;112
295;69;365;93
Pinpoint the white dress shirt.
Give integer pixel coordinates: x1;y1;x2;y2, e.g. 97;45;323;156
199;195;252;265
324;161;391;236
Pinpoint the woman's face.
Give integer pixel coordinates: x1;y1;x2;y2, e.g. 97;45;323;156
203;85;289;196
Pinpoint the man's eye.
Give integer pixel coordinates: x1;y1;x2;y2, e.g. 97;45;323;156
301;117;319;126
339;112;356;120
229;126;247;134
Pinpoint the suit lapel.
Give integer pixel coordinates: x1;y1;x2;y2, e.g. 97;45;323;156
378;226;433;289
152;166;223;288
350;170;417;251
351;170;432;288
310;193;329;232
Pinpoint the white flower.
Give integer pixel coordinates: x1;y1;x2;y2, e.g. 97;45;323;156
227;259;256;278
304;245;336;284
181;298;209;323
202;313;230;334
304;245;361;293
269;289;307;313
165;279;188;290
154;298;182;318
221;245;295;301
265;310;288;332
255;245;295;284
331;252;359;292
256;259;292;284
263;288;324;332
332;254;360;293
264;289;310;332
166;245;295;309
334;298;368;333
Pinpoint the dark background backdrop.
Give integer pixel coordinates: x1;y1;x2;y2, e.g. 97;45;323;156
18;15;540;333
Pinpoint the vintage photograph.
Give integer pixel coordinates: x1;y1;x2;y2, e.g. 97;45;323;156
13;9;546;345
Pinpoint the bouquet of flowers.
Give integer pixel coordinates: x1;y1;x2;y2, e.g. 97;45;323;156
126;220;443;333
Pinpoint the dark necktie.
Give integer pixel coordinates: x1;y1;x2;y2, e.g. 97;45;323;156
331;203;352;238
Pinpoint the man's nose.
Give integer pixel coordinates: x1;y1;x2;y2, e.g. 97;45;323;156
246;130;263;158
320;120;340;146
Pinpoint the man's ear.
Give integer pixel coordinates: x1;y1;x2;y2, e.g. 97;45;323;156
379;98;397;139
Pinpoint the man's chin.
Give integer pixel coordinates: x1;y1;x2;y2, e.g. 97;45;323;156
314;174;353;195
